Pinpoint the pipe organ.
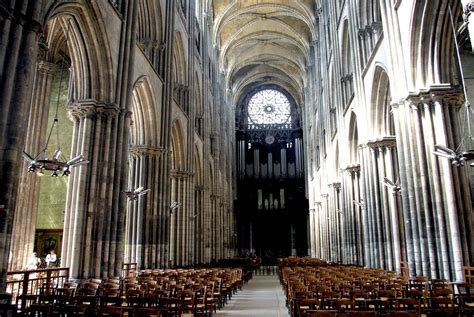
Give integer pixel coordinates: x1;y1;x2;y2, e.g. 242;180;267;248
237;137;304;180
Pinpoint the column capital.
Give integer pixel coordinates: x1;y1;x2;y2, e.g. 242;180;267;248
37;60;57;74
367;136;397;149
129;145;167;157
328;182;341;190
210;194;220;201
68;100;121;119
170;170;194;179
344;164;361;175
195;185;205;192
0;4;43;33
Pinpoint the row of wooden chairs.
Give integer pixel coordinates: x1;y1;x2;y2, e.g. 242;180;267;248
6;267;245;316
278;258;474;317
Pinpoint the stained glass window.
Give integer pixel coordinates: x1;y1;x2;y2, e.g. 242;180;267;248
247;89;291;125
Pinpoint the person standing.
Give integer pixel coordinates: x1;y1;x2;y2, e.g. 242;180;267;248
25;252;41;270
45;249;57;268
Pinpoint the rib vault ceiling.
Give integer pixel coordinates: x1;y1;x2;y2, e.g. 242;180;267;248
211;0;317;107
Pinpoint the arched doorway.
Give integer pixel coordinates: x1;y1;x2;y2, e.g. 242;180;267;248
235;86;308;263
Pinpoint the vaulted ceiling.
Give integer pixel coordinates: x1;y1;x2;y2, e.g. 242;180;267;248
211;0;317;107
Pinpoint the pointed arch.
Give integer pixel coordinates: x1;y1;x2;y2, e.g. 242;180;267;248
340;18;354;107
137;0;164;70
371;65;393;137
131;77;159;146
170;120;186;172
348;112;359;165
173;32;187;86
45;3;114;102
409;1;460;87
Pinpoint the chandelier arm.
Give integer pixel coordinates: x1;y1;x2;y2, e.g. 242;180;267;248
51;19;74;160
53;59;65;152
449;5;472;140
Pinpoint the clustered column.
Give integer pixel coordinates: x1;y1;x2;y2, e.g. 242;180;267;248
392;91;472;281
124;146;165;268
10;60;57;270
169;170;194;267
0;0;43;289
361;139;403;272
341;166;364;266
62;102;127;279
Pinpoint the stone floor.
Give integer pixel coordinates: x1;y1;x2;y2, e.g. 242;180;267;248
215;273;289;317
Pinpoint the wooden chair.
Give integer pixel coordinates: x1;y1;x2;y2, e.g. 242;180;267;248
345;311;376;317
58;304;88;316
425;289;456;317
193;285;207;317
126;288;145;307
307;311;337;317
177;289;195;315
134;307;162;316
98;305;126;317
297;298;320;317
27;304;51;317
391;298;421;314
385;312;419;317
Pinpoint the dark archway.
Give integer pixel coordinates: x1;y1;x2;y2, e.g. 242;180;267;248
235;85;308;264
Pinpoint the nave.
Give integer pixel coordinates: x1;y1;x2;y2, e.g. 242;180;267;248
216;273;288;317
1;0;473;309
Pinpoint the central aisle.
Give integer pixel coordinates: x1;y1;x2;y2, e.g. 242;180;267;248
215;273;290;317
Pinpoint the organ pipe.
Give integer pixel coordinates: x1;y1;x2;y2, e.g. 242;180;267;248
254;149;260;178
280;188;285;209
281;148;287;177
268;153;273;179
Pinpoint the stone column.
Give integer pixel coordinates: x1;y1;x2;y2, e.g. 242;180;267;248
431;93;468;281
194;185;204;264
0;0;44;290
61;102;127;279
124;146;165;268
169;170;193;267
10;60;56;270
392;91;472;281
391;100;415;276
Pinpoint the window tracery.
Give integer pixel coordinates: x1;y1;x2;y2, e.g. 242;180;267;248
247;89;291;125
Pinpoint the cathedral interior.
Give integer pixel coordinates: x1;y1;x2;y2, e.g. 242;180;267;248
1;0;474;299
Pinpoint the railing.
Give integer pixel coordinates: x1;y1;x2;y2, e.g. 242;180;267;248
122;262;137;278
464;266;474;285
6;267;69;310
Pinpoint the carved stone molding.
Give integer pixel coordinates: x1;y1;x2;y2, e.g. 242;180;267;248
37;61;57;74
170;170;194;179
68;100;121;119
328;182;341;190
344;164;361;175
0;4;42;33
367;136;397;149
194;185;205;192
210;194;220;201
68;101;96;119
129;145;166;157
138;39;166;50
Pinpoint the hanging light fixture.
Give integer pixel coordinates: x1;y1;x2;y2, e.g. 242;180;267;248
23;19;88;176
125;186;150;201
433;5;474;167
